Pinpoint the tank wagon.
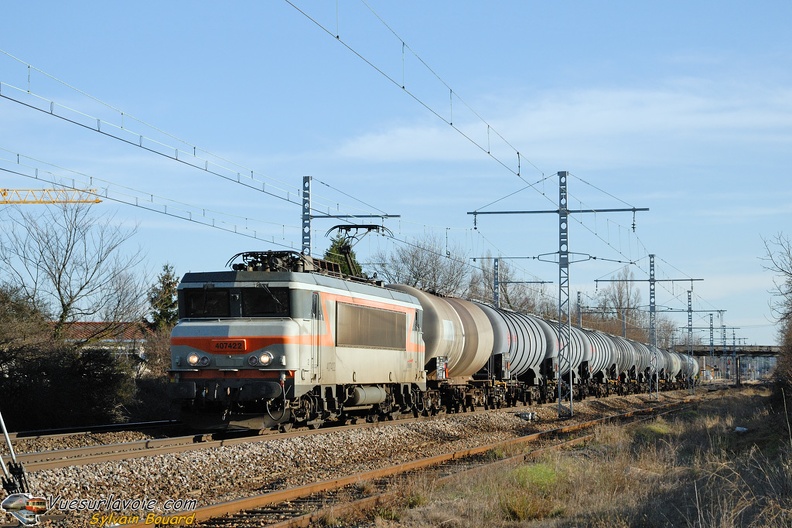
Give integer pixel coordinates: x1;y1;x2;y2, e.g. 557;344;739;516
169;251;698;430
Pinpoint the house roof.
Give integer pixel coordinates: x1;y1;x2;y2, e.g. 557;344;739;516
59;321;151;342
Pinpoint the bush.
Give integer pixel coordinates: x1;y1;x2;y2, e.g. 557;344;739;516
0;346;136;430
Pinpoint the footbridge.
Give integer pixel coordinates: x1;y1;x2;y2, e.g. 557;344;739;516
673;344;780;357
672;344;779;384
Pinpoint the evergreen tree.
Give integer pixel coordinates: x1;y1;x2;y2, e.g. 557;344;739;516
323;235;363;276
147;263;179;330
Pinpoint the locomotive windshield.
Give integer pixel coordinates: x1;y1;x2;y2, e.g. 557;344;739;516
183;289;230;318
181;286;290;318
241;287;290;316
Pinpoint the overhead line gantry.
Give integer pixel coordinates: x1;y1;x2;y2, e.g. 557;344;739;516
468;171;648;418
301;176;399;256
594;255;703;399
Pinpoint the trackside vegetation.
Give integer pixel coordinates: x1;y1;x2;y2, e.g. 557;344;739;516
328;386;791;528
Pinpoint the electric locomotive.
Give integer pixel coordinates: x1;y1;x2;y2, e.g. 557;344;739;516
169;251;427;430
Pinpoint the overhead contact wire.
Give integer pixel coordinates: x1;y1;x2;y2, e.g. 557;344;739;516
283;0;544;185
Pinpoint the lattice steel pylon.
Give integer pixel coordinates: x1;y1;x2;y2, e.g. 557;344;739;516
0;188;101;204
469;171;648;418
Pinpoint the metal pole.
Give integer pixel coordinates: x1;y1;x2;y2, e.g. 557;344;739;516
557;171;572;418
649;254;658;399
493;257;500;308
301;175;312;255
0;410;13;479
0;409;17;467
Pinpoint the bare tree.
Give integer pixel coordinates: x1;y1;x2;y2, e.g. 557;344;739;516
761;233;792;395
0;284;50;371
655;315;678;349
468;254;555;316
0;203;147;344
594;266;648;341
371;233;470;296
762;233;792;323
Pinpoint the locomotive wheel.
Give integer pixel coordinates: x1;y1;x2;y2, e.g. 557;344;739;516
411;389;425;417
292;394;316;424
278;422;293;433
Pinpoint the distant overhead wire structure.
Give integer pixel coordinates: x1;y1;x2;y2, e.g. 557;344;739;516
0;49;400;251
278;2;664;275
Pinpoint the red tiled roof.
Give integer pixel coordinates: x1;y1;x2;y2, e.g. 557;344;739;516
58;322;150;342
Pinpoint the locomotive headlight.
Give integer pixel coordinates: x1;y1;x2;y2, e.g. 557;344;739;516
258;352;273;366
247;351;274;367
187;353;200;366
198;356;210;367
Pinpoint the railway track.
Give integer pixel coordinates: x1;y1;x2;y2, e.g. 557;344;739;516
129;399;697;527
11;386;725;472
6;420;180;442
11;413;437;470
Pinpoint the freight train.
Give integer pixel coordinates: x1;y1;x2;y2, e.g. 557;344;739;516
168;250;699;430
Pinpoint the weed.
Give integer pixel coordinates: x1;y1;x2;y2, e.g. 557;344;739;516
511;462;558;494
371;387;791;528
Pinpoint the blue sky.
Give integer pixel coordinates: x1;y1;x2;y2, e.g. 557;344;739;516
1;1;790;346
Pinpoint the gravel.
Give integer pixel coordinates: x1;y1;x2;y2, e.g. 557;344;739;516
4;391;695;527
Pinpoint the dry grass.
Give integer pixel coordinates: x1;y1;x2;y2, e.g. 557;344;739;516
346;386;792;528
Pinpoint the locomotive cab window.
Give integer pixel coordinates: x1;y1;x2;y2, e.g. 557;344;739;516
182;289;231;318
241;287;290;317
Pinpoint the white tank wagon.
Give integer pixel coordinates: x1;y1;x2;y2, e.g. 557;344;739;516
440;297;495;377
629;341;652;382
647;346;667;385
477;305;556;381
582;329;616;379
657;349;690;389
578;329;616;396
387;285;467;379
666;351;683;378
680;355;700;380
473;303;559;404
529;320;589;380
605;334;636;380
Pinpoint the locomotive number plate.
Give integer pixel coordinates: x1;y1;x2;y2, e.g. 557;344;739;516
210;339;247;352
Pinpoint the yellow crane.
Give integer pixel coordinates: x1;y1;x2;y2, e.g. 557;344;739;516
0;188;101;204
